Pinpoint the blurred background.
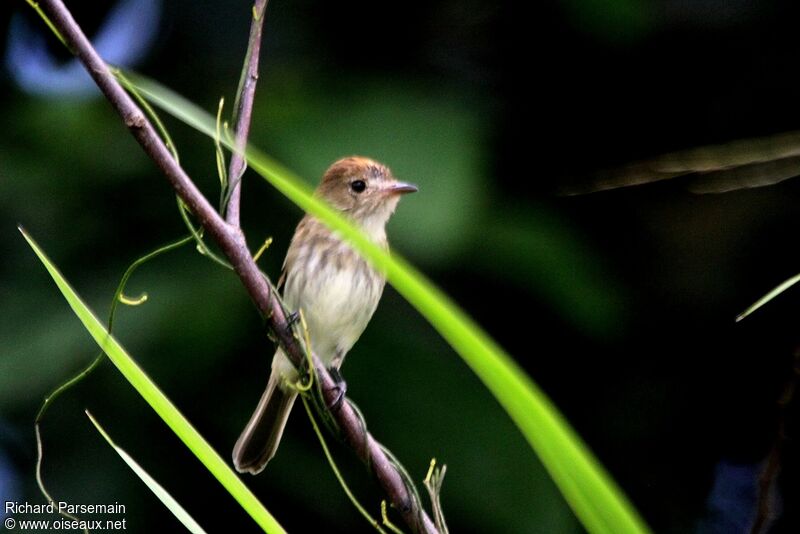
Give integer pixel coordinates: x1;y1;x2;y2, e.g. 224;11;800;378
1;0;799;532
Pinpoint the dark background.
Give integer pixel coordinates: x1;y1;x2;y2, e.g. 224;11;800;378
1;0;799;532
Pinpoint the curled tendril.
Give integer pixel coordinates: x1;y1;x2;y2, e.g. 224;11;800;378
118;292;148;306
34;234;194;532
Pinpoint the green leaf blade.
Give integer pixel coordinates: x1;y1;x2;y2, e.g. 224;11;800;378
736;271;800;321
120;77;652;534
20;227;286;534
387;259;648;534
86;411;209;534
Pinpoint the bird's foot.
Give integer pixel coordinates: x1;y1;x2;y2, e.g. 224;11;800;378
326;367;347;413
285;310;300;334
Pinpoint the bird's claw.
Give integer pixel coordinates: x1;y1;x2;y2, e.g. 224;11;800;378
326;367;347;413
285;310;300;333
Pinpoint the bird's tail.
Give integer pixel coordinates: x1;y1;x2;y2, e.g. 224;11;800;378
232;372;297;475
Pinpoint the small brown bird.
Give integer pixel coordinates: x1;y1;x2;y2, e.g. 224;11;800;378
233;156;417;474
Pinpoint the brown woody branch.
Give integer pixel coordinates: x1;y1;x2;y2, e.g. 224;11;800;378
225;0;269;227
37;1;438;532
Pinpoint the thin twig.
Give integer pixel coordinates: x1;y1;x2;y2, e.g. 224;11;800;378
36;1;438;532
225;0;270;227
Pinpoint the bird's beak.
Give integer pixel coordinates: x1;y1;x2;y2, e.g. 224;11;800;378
384;181;419;195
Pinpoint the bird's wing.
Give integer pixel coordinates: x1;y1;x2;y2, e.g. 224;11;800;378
277;215;312;295
277;267;287;293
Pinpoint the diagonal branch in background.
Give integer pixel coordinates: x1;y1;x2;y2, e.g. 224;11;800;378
36;1;438;532
225;0;269;227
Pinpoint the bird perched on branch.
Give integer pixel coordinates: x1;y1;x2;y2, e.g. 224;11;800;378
233;156;418;474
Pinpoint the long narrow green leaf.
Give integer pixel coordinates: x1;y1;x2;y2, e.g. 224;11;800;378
126;75;651;534
85;411;208;534
20;228;286;534
736;271;800;321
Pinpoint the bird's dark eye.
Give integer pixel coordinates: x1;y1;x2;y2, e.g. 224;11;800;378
350;180;366;193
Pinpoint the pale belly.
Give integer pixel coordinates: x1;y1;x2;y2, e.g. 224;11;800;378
283;252;385;367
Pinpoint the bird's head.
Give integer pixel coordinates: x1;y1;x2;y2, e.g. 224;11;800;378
316;156;417;230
